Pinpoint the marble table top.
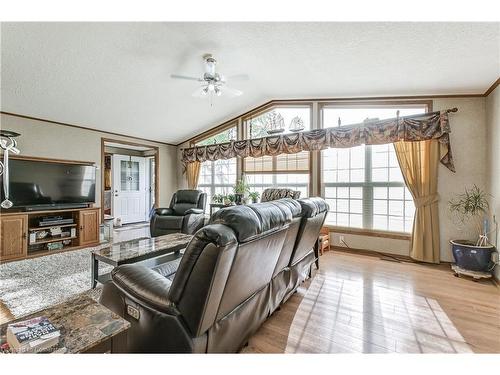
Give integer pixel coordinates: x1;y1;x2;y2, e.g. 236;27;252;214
93;233;193;265
0;295;130;353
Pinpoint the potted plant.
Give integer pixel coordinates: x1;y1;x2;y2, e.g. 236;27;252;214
248;191;260;204
212;194;223;204
226;194;236;205
449;185;495;272
233;178;250;205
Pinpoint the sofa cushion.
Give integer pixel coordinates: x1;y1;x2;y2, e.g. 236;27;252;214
154;215;184;230
261;188;301;202
268;198;302;218
111;264;175;314
172;190;202;215
210;202;291;243
152;258;182;279
299;197;329;218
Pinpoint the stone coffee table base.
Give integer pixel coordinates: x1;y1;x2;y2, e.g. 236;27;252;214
0;295;130;353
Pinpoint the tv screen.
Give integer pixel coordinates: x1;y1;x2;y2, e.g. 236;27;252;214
1;159;96;208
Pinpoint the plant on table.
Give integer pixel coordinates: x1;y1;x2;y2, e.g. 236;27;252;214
248;191;260;204
233;178;250;205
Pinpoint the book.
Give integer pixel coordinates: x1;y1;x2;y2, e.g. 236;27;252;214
6;316;60;353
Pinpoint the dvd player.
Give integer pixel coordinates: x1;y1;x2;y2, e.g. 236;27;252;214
39;217;75;227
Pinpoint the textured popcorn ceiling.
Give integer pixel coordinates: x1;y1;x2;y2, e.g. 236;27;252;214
1;22;498;144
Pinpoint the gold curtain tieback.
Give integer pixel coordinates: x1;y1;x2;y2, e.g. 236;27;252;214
414;194;439;208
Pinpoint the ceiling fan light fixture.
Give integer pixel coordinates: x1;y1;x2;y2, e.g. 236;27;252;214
172;54;246;104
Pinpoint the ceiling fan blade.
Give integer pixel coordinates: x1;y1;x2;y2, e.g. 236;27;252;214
171;74;202;81
192;86;207;97
226;74;249;81
219;85;243;97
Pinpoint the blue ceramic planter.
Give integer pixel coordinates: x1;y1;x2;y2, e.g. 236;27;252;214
450;240;495;272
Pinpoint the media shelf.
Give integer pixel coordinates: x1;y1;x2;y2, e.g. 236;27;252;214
0;207;100;262
29;223;77;231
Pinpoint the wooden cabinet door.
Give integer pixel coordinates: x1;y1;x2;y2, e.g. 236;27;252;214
79;209;100;246
0;214;28;261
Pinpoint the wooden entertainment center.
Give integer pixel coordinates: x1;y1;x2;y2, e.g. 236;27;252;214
0;154;101;262
0;206;100;262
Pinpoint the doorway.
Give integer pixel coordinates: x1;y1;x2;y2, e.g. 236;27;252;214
101;138;159;225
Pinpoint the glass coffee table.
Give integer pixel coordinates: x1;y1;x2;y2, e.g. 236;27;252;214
91;233;193;288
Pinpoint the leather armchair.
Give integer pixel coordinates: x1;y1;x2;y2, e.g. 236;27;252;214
150;190;207;237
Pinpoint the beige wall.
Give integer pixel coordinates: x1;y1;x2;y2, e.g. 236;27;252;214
0;113;178;208
486;85;500;280
176;97;489;262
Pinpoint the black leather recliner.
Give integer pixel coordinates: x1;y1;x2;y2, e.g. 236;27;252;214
100;197;328;353
150;190;207;237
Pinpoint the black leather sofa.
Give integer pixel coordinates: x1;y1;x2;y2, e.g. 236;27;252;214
150;189;207;237
100;197;328;353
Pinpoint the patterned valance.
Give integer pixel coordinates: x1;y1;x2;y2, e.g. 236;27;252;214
181;109;456;172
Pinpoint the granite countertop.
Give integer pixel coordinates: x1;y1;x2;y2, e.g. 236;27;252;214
94;233;193;263
0;295;130;353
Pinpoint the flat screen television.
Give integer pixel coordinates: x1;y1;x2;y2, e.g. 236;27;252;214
1;158;96;210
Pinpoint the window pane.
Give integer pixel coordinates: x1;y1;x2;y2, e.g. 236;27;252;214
389;187;404;200
246;173;309;198
195;127;237;213
389;200;404;216
372;168;388;182
373;200;387;215
320;105;426;233
349;214;363;228
350;169;364;183
350;187;363;199
195;126;236;146
350;199;362;214
372;144;389;168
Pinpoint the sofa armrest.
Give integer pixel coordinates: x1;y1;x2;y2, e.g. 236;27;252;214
111;264;179;315
185;208;203;215
154;208;174;216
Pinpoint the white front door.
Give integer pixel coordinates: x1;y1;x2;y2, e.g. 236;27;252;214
112;155;147;224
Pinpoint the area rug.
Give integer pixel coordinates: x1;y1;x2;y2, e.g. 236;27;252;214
0;244;113;318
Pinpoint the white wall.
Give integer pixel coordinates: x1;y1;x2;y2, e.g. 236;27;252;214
176;97;489;262
486;85;500;280
1;113;178;208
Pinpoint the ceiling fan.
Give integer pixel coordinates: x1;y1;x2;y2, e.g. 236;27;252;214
171;54;248;99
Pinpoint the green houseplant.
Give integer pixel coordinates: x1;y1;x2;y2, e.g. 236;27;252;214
248;191;260;204
233;178;250;205
448;185;495;272
226;194;236;205
212;194;224;204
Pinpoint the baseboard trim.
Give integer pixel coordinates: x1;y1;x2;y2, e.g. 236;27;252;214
330;245;414;262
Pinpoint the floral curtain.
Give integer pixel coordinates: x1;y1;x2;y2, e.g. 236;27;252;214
181;109;456;172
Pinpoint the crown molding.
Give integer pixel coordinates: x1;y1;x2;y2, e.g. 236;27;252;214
0;111;176;147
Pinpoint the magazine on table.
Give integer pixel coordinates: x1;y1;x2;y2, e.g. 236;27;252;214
6;316;60;353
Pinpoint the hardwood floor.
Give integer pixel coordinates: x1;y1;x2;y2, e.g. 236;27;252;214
243;250;500;353
1;245;499;353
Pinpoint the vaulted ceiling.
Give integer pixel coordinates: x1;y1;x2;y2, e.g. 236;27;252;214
1;22;498;144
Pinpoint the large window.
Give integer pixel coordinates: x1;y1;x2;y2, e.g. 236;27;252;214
321;105;428;233
244;105;311;197
195;126;237;208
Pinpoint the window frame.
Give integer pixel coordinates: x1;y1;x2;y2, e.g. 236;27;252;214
242;103;314;195
192;122;239;209
318;100;432;235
